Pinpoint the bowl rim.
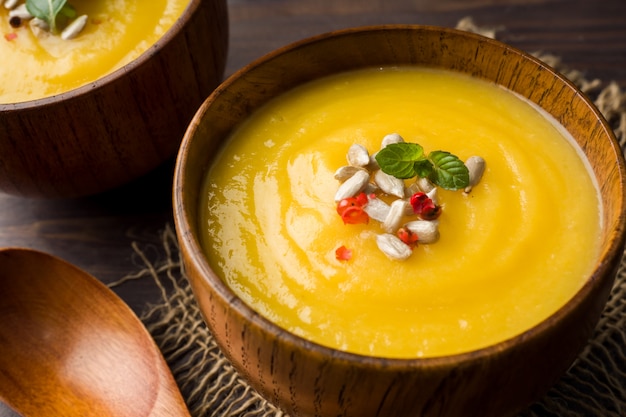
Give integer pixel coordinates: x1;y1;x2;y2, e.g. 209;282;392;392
0;0;202;110
174;24;626;368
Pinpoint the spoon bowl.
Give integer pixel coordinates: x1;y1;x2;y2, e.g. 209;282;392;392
0;248;189;417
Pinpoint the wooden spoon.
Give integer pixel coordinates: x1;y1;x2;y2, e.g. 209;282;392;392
0;248;190;417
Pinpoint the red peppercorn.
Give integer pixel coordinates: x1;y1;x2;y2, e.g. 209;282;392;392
409;192;441;220
335;245;352;261
337;192;370;225
397;227;419;248
339;206;369;225
355;192;368;206
420;204;442;220
337;197;358;216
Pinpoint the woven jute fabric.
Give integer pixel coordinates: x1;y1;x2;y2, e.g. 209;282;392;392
115;18;626;417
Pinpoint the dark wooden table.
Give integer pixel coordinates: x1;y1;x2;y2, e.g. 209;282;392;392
1;0;624;318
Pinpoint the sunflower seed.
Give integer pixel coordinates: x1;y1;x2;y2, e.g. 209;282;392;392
464;155;486;193
9;4;32;19
364;182;379;195
404;181;421;198
367;153;380;171
427;187;438;205
404;220;440;244
61;14;88;40
374;170;405;198
376;233;413;261
334;169;370;202
4;0;18;10
417;177;435;193
29;17;49;36
347;143;370;167
401;198;415;216
382;199;408;233
381;132;405;148
363;196;390;222
334;165;367;182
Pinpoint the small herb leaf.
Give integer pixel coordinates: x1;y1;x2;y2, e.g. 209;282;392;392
59;4;76;19
375;142;425;179
413;158;434;178
26;0;68;33
427;150;470;190
375;141;470;189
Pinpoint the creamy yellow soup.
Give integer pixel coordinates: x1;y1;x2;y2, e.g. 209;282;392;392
0;0;188;103
200;67;602;358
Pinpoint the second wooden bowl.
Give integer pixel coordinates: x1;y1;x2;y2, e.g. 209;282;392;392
0;0;228;198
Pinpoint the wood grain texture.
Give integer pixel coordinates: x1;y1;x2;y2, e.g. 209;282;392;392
0;4;622;416
0;0;228;198
0;0;621;322
174;25;626;417
0;248;190;416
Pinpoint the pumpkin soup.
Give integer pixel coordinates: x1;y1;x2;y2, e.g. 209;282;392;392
199;67;602;358
1;0;188;103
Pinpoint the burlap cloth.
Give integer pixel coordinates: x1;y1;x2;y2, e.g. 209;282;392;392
111;18;626;417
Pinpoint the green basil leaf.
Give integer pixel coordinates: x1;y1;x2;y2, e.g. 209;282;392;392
427;150;470;190
59;4;76;19
413;158;434;178
26;0;68;32
375;142;425;179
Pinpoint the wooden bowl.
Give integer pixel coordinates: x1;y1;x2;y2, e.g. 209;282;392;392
173;25;626;417
0;0;228;198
